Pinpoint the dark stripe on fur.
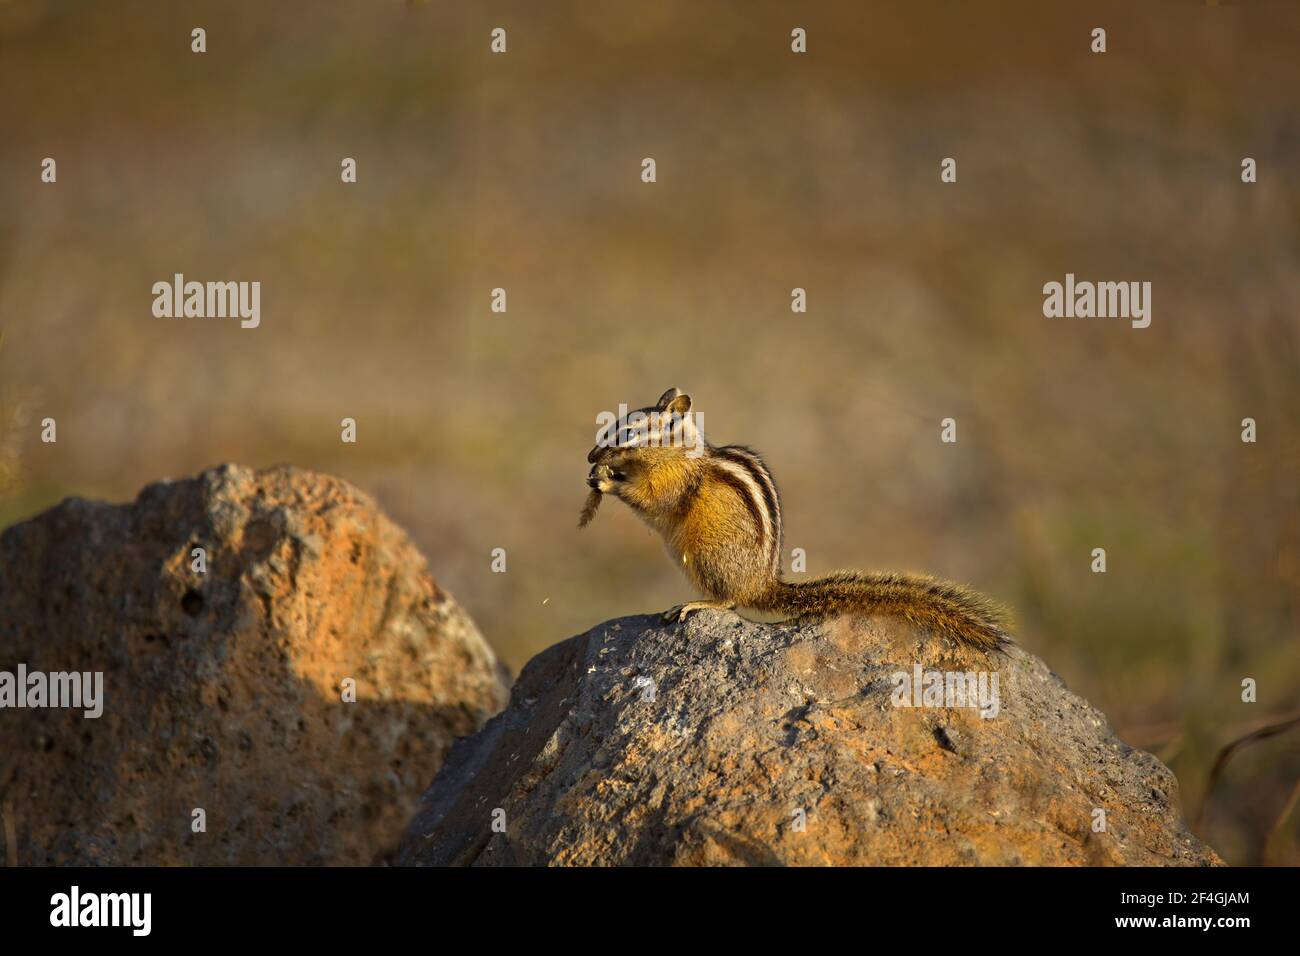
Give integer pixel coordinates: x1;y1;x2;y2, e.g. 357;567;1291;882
709;464;770;547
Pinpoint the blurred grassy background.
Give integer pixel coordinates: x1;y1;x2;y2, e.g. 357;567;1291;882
1;0;1296;865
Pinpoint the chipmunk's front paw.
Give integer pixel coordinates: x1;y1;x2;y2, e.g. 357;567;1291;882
587;463;622;493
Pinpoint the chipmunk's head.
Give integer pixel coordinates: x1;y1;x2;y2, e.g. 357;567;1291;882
586;387;703;489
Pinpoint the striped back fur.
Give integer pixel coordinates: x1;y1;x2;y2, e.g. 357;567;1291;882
709;444;783;576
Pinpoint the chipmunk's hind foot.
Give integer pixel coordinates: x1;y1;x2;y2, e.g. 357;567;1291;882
662;600;736;623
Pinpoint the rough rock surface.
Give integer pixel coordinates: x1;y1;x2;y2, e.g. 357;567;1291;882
0;464;509;865
401;611;1222;866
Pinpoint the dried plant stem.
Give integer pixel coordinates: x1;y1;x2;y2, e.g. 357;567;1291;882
578;489;602;528
1196;709;1300;830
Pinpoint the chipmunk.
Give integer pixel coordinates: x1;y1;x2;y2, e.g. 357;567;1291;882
583;388;1011;651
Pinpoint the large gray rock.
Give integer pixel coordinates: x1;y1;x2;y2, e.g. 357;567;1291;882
401;610;1221;866
0;464;510;865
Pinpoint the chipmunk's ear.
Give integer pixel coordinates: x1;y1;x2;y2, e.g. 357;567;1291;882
655;387;682;410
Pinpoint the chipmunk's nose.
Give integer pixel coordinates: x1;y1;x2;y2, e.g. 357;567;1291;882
587;447;599;464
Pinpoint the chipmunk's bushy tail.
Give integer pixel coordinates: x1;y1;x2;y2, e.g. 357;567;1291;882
751;571;1012;651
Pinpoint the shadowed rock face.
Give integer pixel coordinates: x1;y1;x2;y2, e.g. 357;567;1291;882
0;464;510;865
401;611;1223;866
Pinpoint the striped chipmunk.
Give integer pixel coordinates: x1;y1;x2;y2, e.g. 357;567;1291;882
580;387;1011;651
